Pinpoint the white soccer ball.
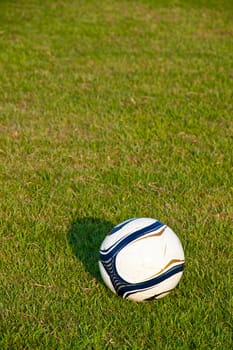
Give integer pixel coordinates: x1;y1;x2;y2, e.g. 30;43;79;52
99;218;185;301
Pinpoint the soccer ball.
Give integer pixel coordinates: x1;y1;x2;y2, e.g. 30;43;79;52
99;218;185;301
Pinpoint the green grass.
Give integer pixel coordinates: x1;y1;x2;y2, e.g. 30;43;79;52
0;0;232;348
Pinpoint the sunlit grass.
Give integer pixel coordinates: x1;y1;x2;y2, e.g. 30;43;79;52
0;0;232;349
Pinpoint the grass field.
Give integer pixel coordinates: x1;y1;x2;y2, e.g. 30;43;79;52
0;0;233;348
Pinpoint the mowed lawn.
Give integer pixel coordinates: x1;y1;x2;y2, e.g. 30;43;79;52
0;0;232;349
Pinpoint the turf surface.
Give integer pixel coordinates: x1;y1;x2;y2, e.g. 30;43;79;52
0;0;232;349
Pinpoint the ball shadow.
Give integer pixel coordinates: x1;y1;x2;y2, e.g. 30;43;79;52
66;217;114;281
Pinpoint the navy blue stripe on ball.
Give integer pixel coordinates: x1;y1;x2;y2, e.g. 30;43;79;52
101;256;184;299
100;220;165;262
120;263;185;298
109;218;137;235
145;289;173;300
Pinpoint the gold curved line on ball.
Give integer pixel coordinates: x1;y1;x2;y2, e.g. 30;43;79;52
145;259;185;281
135;226;167;242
